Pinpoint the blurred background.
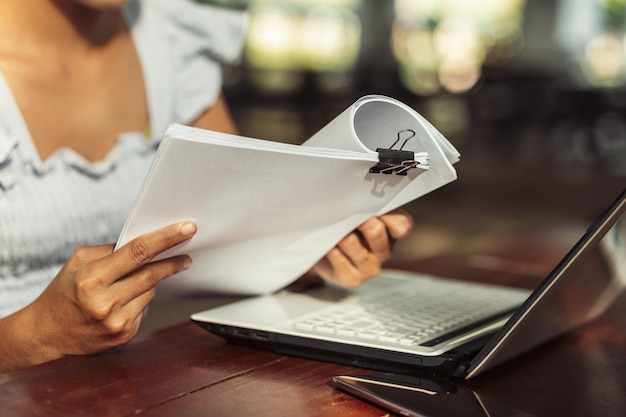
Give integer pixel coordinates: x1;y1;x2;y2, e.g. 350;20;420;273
140;0;626;333
201;0;626;262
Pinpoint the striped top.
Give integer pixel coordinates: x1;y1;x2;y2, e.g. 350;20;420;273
0;0;246;317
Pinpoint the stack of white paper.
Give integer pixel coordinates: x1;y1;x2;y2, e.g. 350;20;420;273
116;95;459;296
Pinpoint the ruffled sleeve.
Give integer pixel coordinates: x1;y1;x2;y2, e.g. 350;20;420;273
141;0;247;129
0;134;18;190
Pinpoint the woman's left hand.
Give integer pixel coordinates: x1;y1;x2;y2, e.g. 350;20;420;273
309;209;413;288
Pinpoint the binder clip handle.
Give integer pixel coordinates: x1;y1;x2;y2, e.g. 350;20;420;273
389;128;416;151
369;129;419;176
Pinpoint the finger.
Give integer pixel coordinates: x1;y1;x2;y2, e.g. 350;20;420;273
338;235;383;278
311;255;334;283
111;255;192;307
112;286;155;333
316;247;364;288
99;222;197;284
378;209;413;240
338;232;374;267
91;290;154;349
357;217;392;261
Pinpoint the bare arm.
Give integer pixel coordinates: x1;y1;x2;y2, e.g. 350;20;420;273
190;93;239;134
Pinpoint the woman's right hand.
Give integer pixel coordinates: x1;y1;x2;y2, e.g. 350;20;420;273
0;221;197;373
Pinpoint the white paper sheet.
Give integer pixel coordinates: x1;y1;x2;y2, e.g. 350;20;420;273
115;95;459;297
303;95;459;212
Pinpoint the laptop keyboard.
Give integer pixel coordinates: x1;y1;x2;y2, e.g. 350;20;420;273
293;278;529;347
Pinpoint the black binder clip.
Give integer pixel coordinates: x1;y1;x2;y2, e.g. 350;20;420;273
369;129;419;176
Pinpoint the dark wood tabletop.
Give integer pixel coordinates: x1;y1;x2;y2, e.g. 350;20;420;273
1;227;625;417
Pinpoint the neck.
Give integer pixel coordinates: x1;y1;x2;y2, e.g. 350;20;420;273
0;0;126;55
51;0;127;47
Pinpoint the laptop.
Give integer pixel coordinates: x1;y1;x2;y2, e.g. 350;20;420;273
191;188;626;380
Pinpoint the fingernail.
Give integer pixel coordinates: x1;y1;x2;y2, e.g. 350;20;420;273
180;222;197;237
183;256;192;270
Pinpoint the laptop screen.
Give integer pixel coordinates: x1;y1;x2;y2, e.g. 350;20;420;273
465;189;626;379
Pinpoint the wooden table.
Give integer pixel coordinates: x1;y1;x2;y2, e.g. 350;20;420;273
1;228;625;417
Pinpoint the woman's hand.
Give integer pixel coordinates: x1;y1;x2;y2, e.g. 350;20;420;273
309;209;413;289
0;221;197;373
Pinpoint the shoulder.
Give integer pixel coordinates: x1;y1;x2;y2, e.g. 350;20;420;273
128;0;247;65
124;0;248;130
